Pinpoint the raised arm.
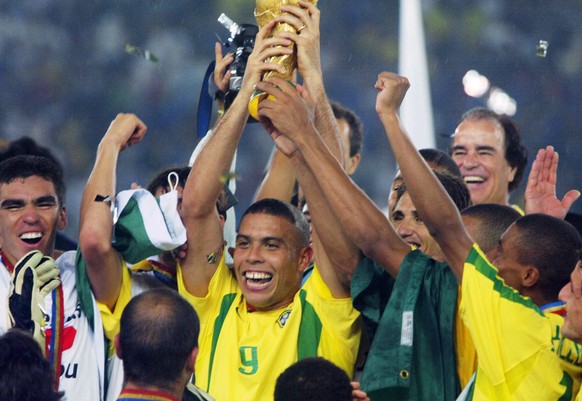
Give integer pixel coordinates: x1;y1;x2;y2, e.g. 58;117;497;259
256;79;359;297
374;72;473;281
276;1;344;160
257;77;410;280
179;21;294;296
524;145;580;219
260;2;410;275
254;147;298;204
79;113;147;309
255;1;343;205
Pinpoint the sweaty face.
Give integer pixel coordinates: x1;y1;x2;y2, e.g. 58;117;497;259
451;118;516;205
559;261;582;343
390;192;441;259
0;176;66;265
233;213;310;311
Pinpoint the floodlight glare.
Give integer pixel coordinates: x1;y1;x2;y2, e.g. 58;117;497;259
462;70;490;98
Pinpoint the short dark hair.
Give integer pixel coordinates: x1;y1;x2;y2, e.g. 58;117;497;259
146;166;191;195
419;148;461;178
119;288;200;391
0;155;66;206
566;212;582;240
396;170;472;213
513;214;582;300
0;137;63;171
240;198;310;248
461;203;521;254
0;329;63;401
331;101;363;157
456;108;528;192
274;357;352;401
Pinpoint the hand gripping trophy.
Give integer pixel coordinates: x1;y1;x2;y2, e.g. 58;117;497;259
248;0;318;120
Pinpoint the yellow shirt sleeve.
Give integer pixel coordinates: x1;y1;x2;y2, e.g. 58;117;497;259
96;262;133;342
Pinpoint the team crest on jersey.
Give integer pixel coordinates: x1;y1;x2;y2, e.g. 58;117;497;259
277;310;292;328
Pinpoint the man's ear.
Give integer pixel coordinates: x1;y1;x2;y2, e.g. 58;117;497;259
297;246;314;273
345;154;362;176
522;265;540;288
114;334;122;359
185;347;199;374
506;164;518;185
228;247;235;258
57;205;68;231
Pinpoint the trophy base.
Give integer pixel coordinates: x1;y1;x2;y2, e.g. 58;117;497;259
248;80;296;120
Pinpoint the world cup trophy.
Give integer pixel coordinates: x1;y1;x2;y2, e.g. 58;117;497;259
248;0;318;120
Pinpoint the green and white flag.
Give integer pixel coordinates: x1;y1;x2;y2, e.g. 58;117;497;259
75;187;186;329
112;188;187;264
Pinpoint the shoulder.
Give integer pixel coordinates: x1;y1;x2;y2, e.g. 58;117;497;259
56;250;77;277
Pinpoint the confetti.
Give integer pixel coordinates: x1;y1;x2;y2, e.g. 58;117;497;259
219;172;238;185
536;40;549;57
124;44;159;63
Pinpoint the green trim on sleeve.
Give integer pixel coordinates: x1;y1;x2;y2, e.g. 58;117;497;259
466;246;543;316
206;293;237;390
74;249;95;331
297;289;322;360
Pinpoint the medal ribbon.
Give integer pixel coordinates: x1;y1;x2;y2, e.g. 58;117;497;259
117;389;179;401
49;284;65;391
0;252;15;273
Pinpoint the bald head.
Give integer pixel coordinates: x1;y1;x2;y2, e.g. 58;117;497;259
118;288;200;390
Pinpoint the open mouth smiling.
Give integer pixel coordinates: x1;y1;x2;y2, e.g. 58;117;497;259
243;271;273;289
405;239;421;249
20;232;43;245
463;176;486;184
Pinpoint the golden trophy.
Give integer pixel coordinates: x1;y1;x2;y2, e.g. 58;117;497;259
248;0;318;120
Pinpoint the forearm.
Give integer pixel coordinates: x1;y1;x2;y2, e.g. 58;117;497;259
305;75;344;163
183;91;249;219
294;125;408;276
254;147;298;203
379;112;470;280
80;139;120;251
79;138;122;308
289;151;360;296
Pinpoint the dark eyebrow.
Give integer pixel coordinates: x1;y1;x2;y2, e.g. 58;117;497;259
33;196;58;205
235;235;285;246
451;145;467;152
475;145;497;153
262;236;284;244
0;199;26;209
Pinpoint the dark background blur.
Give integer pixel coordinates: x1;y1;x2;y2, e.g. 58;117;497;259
1;0;581;238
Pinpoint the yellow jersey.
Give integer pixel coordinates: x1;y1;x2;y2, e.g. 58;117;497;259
461;244;582;400
177;255;361;401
